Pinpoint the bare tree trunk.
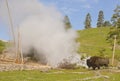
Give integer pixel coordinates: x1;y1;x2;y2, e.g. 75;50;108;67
5;0;16;45
18;29;24;70
18;29;24;64
17;28;20;63
17;28;24;64
5;0;18;62
111;35;117;66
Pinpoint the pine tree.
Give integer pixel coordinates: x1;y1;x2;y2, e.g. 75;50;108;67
84;13;92;29
103;21;111;27
97;10;104;27
108;5;120;44
111;5;120;27
64;15;72;29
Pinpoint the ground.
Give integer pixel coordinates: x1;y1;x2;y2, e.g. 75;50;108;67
0;68;120;81
0;27;120;81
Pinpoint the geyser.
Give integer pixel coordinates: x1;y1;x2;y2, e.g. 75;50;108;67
0;0;81;67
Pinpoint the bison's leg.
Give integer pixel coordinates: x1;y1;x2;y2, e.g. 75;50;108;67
104;64;109;69
97;66;100;69
92;66;96;70
104;64;108;67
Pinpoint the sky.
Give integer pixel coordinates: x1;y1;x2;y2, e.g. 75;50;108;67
39;0;120;29
0;0;120;40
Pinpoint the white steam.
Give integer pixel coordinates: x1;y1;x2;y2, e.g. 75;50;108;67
0;0;81;67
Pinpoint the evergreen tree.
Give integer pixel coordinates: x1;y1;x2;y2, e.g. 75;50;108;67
64;15;72;29
84;13;92;29
107;5;120;44
103;21;111;27
111;5;120;27
97;10;104;27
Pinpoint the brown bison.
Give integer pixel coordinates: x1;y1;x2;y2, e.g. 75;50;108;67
87;56;109;70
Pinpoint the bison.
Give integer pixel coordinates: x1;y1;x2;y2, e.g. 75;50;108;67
86;56;109;70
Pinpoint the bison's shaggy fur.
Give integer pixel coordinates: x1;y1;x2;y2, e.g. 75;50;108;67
87;56;109;70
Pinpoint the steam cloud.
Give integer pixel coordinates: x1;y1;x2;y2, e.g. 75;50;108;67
0;0;81;67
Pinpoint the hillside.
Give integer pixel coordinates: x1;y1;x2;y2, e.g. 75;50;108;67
0;27;120;60
0;40;6;54
77;27;120;60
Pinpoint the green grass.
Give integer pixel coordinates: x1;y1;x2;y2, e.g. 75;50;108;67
0;69;119;81
77;27;120;60
0;40;6;54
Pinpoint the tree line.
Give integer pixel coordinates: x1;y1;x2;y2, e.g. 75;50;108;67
84;10;111;29
63;5;120;46
63;6;120;29
84;5;120;29
63;5;120;45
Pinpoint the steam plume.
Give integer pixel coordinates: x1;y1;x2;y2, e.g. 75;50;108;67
0;0;80;67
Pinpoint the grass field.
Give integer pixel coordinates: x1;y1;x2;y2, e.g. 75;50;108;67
0;69;120;81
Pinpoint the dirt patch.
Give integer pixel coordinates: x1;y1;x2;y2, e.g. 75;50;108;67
0;62;51;72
